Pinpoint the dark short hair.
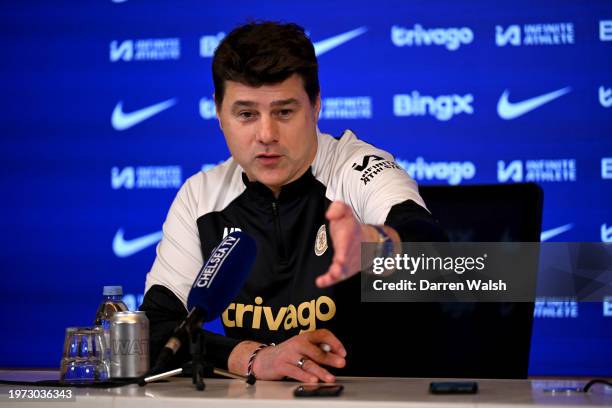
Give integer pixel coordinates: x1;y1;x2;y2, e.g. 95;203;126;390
212;21;319;108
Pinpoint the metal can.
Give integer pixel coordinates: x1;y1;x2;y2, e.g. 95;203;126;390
110;311;149;378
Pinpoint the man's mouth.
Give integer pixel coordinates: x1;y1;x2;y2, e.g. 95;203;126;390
255;153;282;165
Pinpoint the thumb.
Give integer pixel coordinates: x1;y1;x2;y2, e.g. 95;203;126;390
326;201;349;221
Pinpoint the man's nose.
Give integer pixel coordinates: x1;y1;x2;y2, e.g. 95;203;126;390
255;115;279;144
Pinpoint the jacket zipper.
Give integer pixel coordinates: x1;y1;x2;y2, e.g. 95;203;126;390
272;200;287;264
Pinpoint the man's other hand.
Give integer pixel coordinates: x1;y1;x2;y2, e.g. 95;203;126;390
229;329;347;383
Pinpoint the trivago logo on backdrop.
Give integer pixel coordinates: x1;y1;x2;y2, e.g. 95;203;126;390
391;23;474;50
397;157;476;185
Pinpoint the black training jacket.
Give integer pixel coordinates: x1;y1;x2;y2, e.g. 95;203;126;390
140;129;446;374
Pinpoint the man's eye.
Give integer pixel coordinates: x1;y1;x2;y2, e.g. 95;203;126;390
238;111;255;120
278;109;293;118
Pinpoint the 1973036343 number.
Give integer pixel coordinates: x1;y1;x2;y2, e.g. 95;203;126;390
7;388;74;400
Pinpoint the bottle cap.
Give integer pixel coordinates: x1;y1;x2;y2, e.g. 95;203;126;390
103;286;123;296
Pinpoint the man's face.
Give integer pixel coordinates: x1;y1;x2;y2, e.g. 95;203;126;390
216;74;320;195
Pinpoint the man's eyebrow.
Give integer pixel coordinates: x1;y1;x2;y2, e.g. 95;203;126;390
270;98;300;107
231;100;257;109
230;98;301;110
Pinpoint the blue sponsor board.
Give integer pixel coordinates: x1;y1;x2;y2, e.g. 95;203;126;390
0;0;610;375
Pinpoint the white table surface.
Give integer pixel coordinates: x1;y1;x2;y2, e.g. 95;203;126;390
0;370;610;408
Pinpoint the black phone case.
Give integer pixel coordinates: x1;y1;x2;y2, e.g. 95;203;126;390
294;384;344;397
430;381;479;394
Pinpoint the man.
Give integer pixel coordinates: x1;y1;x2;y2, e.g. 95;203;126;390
141;21;446;383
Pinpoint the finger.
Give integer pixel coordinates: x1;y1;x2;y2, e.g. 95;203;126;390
328;261;346;280
315;265;344;288
281;363;318;383
329;223;351;263
302;358;336;383
332;245;348;264
306;329;347;358
301;341;346;369
316;273;333;288
329;222;359;266
326;201;349;221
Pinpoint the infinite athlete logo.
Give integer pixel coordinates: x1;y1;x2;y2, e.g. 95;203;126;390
352;155;401;185
352;155;384;172
109;38;180;62
534;298;578;319
495;23;574;47
111;166;182;189
497;159;576;183
320;97;372;120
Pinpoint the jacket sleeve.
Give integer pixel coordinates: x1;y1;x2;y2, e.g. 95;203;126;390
330;132;447;241
384;199;449;242
140;284;242;370
141;172;244;371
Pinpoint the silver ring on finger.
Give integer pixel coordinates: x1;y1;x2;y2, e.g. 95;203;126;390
297;357;306;369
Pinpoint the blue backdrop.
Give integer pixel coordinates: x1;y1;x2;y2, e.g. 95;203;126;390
0;0;610;375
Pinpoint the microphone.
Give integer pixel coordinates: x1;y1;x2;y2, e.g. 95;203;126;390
152;231;257;372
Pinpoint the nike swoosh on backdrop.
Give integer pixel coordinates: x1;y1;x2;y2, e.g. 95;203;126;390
313;27;368;56
113;228;162;258
540;223;573;242
111;98;177;131
497;87;571;120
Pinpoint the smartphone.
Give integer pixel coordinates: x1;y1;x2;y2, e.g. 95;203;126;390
294;384;344;397
430;381;478;394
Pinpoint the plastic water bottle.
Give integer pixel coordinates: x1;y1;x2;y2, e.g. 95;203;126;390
94;286;128;359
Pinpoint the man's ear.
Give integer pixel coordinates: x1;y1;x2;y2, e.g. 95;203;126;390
213;93;223;130
314;93;321;122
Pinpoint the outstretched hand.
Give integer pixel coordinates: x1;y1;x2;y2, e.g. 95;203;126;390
316;201;365;288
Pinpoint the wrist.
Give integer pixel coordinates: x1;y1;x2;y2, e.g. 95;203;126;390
246;342;275;383
361;224;382;242
368;225;395;258
228;340;261;376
